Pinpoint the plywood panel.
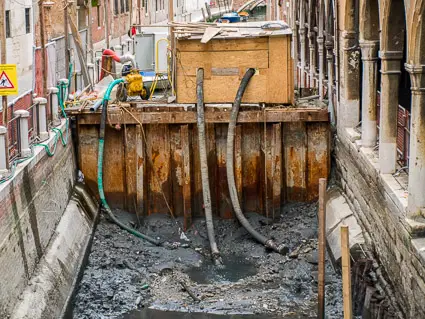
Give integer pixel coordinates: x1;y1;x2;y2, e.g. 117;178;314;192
176;35;293;104
267;36;293;103
177;74;268;103
177;50;269;73
177;37;269;52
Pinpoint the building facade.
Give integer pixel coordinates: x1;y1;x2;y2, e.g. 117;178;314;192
289;0;425;317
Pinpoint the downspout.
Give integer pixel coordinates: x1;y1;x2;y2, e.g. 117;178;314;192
226;68;288;255
196;68;222;266
97;78;161;246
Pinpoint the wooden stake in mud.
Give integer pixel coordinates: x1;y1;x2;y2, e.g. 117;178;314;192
341;225;353;319
318;178;327;319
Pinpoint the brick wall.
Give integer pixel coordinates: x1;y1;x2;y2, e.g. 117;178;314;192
0;123;76;318
336;131;425;318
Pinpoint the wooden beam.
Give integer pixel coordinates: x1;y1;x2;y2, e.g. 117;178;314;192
341;225;353;319
181;124;192;230
318;178;327;319
68;3;93;88
73;109;330;124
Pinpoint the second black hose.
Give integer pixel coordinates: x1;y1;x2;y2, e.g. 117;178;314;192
226;68;287;254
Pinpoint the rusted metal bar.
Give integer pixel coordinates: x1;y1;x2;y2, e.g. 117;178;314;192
318;178;327;319
71;109;330;125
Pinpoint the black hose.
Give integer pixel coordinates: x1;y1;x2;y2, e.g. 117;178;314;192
98;96;161;246
196;68;223;266
226;68;287;254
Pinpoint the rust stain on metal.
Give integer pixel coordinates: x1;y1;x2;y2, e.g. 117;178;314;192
76;108;330;217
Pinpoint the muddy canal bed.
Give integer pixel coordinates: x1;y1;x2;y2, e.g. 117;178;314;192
72;203;344;318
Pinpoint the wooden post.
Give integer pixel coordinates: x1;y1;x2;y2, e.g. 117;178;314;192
68;3;93;88
341;225;353;319
0;0;8;169
87;0;94;63
39;0;48;97
168;0;175;96
0;0;6;125
104;0;110;48
64;0;70;79
318;178;327;319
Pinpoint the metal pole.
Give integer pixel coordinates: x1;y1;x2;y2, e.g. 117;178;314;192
0;0;9;169
39;0;48;97
64;0;70;76
105;0;110;48
341;225;353;319
318;178;327;319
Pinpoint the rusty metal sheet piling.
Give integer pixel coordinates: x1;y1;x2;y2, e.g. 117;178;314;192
74;107;330;218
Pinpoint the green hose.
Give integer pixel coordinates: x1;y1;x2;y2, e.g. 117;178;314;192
98;79;161;246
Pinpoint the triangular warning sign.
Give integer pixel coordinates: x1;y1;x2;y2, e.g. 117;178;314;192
0;71;14;89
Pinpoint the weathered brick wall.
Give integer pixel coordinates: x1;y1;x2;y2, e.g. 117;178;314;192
335;131;425;319
0;124;76;318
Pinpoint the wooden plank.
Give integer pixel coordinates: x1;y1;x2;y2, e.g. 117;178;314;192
201;27;221;43
216;124;232;218
283;122;307;202
177;50;269;70
146;124;172;215
170;125;184;217
235;125;243;203
191;125;203;216
242;123;262;214
318;178;327;319
124;125;137;213
272;123;282;218
307;122;330;200
136;124;146;216
78;125;99;200
206;123;218;216
341;225;353;319
73;109;330;124
261;123;272;218
176;37;269;52
103;125;125;209
181;124;192;230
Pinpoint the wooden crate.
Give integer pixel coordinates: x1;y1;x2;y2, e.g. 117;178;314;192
176;35;294;104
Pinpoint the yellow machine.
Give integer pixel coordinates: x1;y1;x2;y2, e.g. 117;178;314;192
117;67;150;101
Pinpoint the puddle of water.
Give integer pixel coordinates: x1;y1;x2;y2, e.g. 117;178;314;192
121;308;281;319
186;255;258;284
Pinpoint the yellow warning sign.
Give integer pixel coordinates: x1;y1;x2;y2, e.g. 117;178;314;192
0;64;18;96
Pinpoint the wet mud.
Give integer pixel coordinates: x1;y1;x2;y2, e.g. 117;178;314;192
72;202;344;318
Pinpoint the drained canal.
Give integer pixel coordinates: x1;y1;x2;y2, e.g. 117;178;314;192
70;202;345;318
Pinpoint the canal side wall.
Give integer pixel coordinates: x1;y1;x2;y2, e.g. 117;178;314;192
335;128;425;318
0;121;77;318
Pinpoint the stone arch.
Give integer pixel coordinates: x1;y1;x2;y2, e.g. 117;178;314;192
381;0;406;53
407;0;425;64
359;0;380;41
